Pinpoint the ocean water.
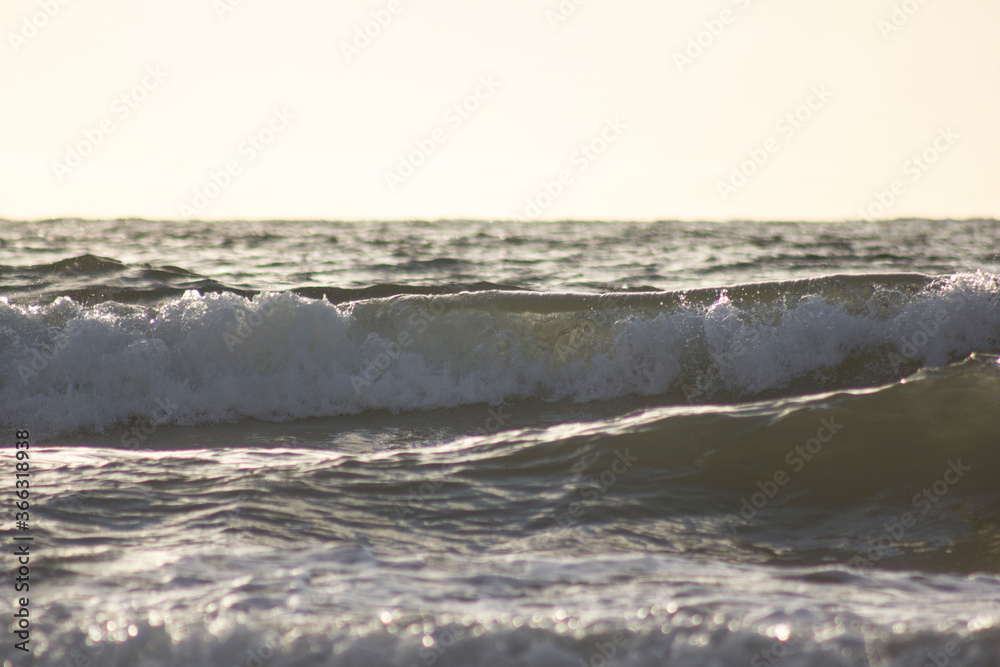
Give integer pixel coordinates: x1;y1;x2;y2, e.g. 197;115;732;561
2;218;1000;666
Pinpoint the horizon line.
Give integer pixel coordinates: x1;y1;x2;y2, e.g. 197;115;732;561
3;216;999;225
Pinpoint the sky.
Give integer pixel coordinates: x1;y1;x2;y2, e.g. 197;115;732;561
1;0;998;222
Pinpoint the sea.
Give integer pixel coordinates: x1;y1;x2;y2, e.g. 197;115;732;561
1;218;999;666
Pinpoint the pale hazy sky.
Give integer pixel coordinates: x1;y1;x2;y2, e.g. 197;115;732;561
2;0;998;221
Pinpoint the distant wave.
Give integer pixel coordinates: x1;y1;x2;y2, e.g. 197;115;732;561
0;253;524;305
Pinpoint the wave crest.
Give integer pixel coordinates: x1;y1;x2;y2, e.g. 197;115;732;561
1;272;998;439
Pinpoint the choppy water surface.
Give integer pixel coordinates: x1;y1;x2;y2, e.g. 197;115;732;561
1;219;999;666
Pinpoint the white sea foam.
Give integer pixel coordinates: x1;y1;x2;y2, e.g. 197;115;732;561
1;273;998;439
